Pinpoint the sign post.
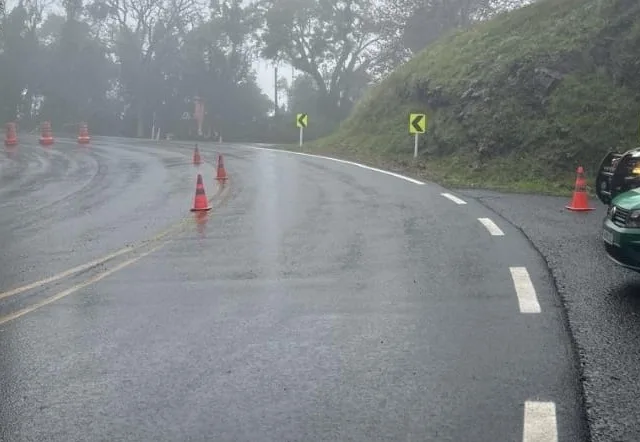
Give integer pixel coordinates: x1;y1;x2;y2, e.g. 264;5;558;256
296;113;308;147
409;113;427;158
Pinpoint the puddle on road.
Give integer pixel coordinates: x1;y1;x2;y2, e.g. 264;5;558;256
194;211;209;238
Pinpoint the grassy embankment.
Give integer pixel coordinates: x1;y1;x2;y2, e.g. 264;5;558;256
285;0;640;196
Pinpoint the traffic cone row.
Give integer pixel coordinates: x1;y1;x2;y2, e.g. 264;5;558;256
189;147;229;212
4;119;228;215
4;120;93;148
4;122;18;146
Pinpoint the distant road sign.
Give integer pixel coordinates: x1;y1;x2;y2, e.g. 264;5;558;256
409;113;426;134
181;112;191;120
297;113;308;128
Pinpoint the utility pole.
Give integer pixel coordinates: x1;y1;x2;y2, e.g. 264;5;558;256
274;64;279;116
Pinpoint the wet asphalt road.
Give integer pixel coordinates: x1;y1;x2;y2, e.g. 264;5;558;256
0;137;587;441
461;189;640;442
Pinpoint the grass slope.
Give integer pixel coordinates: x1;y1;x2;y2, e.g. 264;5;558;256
306;0;640;194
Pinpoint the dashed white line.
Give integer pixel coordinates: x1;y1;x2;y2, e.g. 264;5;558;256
523;401;557;442
478;217;504;236
441;192;467;204
236;145;425;185
510;267;541;313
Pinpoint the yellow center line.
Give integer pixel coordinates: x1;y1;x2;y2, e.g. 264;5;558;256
0;247;133;301
0;180;233;326
0;181;227;302
0;240;170;326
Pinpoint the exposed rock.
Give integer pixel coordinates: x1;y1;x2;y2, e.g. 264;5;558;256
461;88;485;100
534;67;564;93
409;79;451;108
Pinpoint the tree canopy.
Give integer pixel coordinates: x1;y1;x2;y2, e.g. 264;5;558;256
0;0;533;141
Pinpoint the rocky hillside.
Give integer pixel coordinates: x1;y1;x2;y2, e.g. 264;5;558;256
310;0;640;193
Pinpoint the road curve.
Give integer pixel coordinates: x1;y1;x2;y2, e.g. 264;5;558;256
0;138;587;441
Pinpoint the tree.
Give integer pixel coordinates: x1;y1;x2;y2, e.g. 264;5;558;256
287;74;319;115
88;0;204;136
0;1;46;125
0;0;274;140
174;0;270;139
37;7;114;129
256;0;380;121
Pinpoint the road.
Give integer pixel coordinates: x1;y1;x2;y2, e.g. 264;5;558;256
0;136;587;441
461;189;640;442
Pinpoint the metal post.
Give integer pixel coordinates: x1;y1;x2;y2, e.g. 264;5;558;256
151;111;156;140
299;127;303;147
414;133;419;158
274;65;278;116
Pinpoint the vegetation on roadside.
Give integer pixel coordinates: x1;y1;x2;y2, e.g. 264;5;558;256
300;0;640;194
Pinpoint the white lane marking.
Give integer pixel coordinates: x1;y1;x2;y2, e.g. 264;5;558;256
236;145;425;185
441;192;467;204
510;267;541;313
478;217;504;236
523;401;557;442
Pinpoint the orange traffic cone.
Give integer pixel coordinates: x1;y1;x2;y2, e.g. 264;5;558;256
193;144;202;165
566;166;594;211
78;122;91;144
4;122;18;146
39;121;54;146
191;174;212;211
216;154;228;181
